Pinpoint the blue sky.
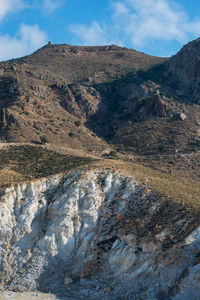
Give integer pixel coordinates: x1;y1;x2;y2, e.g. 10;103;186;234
1;0;200;61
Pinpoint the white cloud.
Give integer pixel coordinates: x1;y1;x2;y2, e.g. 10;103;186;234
41;0;64;14
0;1;48;61
69;22;111;46
69;0;200;49
114;0;200;46
69;21;123;46
0;0;64;21
0;24;47;61
0;0;25;21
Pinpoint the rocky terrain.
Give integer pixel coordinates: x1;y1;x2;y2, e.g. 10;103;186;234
0;39;199;299
0;42;199;158
0;168;200;300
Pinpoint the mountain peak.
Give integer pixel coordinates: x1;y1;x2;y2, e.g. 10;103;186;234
167;38;200;104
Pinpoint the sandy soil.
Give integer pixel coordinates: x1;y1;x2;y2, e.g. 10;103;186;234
0;292;72;300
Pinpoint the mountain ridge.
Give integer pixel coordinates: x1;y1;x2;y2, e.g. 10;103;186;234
0;39;200;300
0;39;199;182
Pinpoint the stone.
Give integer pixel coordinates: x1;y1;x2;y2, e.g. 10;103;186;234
179;113;187;120
64;278;73;285
103;287;110;293
0;169;199;299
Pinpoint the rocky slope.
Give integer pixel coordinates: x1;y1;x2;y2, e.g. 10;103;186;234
0;39;200;300
0;168;200;299
0;41;199;157
0;43;165;151
167;38;200;104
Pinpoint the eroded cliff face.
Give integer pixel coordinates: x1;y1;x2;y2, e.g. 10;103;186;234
0;170;200;299
167;38;200;104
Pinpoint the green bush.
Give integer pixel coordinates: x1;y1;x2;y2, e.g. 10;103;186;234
40;135;49;144
158;144;166;153
69;131;75;138
16;102;23;107
74;120;81;127
119;144;125;151
109;150;117;157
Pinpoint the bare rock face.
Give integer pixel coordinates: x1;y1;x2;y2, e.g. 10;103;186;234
167;38;200;103
0;108;17;128
0;169;200;299
133;93;167;121
51;83;101;119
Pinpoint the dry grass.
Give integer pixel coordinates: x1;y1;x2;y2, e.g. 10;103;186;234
19;44;166;84
0;143;198;210
0;169;24;186
0;144;94;187
0;145;200;208
85;160;200;209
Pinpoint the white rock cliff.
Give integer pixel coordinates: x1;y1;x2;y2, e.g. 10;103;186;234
0;169;200;299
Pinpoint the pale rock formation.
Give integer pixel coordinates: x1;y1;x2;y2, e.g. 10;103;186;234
0;170;200;299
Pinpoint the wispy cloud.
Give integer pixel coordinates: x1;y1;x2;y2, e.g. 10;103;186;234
0;0;64;20
0;0;49;61
0;24;47;61
69;0;200;50
69;21;124;46
40;0;64;14
69;21;122;46
0;0;25;21
112;0;200;46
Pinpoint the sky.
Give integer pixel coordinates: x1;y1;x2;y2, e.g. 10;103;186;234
1;0;200;61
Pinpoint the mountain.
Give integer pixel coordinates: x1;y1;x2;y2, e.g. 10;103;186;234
0;40;199;182
0;44;164;147
0;39;200;299
167;38;200;104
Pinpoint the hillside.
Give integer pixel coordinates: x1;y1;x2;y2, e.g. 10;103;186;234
19;43;165;83
0;44;166;153
0;42;199;157
0;40;200;299
0;40;199;182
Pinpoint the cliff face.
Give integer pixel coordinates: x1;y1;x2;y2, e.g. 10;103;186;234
0;169;200;299
167;38;200;104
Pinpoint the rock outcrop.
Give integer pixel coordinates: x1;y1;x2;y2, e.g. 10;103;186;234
133;93;168;121
51;83;101;119
167;38;200;104
0;169;200;299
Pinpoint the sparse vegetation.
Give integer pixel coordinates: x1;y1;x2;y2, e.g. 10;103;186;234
119;144;125;151
0;145;93;186
189;139;200;149
89;160;200;209
109;150;117;157
158;144;166;152
68;131;75;138
74;120;82;127
40;135;49;144
16;102;23;107
0;40;198;203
